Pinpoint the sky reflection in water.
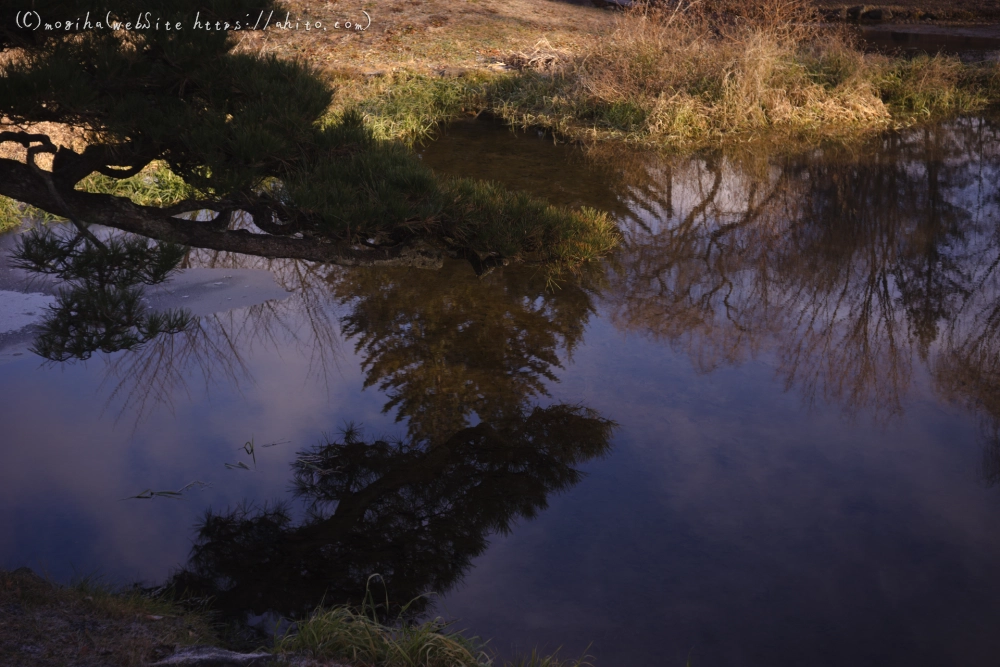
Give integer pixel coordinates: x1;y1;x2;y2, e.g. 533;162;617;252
3;117;1000;666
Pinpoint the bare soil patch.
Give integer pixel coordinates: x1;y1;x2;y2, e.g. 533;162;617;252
233;0;612;74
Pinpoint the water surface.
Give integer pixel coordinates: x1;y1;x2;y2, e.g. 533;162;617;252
4;117;1000;666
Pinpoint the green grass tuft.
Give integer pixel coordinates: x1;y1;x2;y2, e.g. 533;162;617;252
0;195;63;234
76;161;203;207
275;592;592;667
344;71;492;142
443;178;620;266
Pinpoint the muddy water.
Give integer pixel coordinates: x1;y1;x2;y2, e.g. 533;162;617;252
4;117;1000;666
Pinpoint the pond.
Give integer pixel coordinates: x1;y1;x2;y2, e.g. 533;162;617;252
4;116;1000;666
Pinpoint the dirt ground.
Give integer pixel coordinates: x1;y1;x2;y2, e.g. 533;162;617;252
236;0;1000;77
235;0;621;74
0;569;218;667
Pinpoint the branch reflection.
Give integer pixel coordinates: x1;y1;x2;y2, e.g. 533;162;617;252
602;116;1000;457
100;249;344;422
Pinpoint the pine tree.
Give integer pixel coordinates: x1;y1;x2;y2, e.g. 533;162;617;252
0;1;615;269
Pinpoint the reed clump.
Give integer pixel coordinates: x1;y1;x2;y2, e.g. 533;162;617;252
571;0;885;142
579;0;999;143
502;0;995;145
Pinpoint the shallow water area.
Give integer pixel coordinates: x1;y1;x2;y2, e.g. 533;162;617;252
4;116;1000;666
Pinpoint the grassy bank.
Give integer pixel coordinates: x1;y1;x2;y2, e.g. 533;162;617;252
0;197;23;234
0;569;588;667
309;0;1000;149
6;0;994;263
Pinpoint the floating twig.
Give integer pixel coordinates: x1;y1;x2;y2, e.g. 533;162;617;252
121;480;209;500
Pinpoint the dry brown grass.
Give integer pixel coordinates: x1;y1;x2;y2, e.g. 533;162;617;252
296;0;1000;151
4;0;997;165
231;0;610;74
0;119;89;166
572;0;892;142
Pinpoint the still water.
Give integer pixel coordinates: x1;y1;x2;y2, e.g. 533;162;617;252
4;117;1000;666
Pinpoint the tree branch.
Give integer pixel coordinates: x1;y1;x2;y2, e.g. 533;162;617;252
19;141;108;250
0;157;443;269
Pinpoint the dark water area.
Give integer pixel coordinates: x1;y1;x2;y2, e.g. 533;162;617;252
856;23;1000;60
5;116;1000;666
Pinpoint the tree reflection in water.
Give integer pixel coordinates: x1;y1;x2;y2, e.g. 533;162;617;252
602;117;1000;446
12;228;192;362
15;114;1000;635
170;406;613;619
328;261;600;441
10;229;616;617
17;119;1000;449
162;259;613;618
100;248;345;421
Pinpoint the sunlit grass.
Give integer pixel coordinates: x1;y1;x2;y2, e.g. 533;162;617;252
324;1;1000;151
443;178;620;268
0;162;197;235
76;160;203;207
0;195;63;234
